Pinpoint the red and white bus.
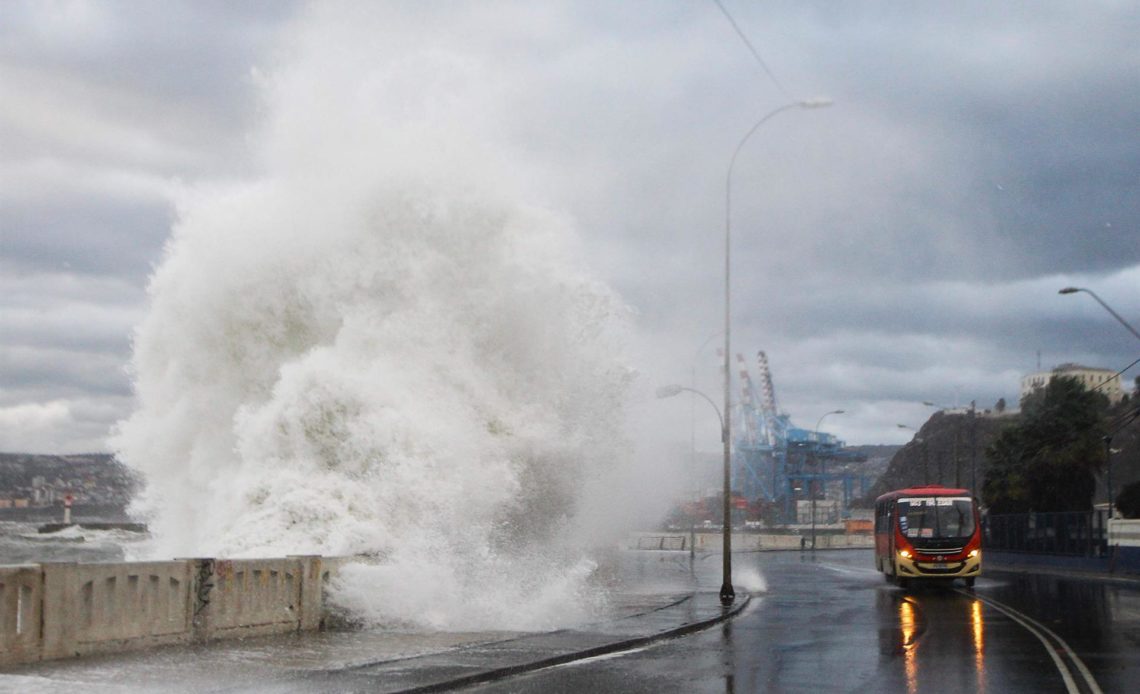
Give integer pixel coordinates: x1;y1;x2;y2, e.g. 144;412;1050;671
874;485;982;588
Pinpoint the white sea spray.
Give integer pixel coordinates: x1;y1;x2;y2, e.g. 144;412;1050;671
112;5;634;630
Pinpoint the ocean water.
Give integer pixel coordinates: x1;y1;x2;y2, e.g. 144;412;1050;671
110;7;635;631
0;522;150;565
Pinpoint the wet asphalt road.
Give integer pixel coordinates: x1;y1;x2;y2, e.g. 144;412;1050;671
468;550;1140;693
5;548;1138;692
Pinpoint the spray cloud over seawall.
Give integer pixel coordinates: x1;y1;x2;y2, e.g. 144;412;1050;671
113;5;633;630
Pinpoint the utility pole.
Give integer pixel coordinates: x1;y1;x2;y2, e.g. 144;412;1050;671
969;402;978;497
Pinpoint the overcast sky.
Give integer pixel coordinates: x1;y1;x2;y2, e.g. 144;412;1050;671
2;0;1138;454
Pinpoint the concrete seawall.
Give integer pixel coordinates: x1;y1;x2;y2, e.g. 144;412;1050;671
1;555;349;667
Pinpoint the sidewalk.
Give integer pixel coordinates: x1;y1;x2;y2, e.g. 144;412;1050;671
986;552;1140;589
2;591;748;693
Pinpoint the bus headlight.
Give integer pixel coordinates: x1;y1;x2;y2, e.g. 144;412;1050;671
898;550;912;559
968;549;980;558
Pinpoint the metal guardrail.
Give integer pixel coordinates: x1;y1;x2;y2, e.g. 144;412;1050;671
984;511;1109;557
636;535;687;551
1108;519;1140;547
629;532;874;552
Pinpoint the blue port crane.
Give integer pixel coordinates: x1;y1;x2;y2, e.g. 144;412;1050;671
731;351;868;522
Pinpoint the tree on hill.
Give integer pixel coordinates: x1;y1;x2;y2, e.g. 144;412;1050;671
1118;480;1140;519
982;376;1108;513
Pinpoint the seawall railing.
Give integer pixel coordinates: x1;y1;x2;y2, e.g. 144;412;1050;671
1;555;350;667
630;532;874;551
1108;518;1140;573
984;511;1109;557
981;517;1140;575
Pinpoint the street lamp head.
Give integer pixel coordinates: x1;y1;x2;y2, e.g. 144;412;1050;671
1056;285;1140;342
814;409;846;432
656;384;684;399
797;97;833;109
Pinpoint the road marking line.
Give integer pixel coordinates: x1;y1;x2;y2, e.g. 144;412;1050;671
818;563;879;577
959;589;1102;694
977;592;1103;694
1004;603;1103;694
549;645;653;669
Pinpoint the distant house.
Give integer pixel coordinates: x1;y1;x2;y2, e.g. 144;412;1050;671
1020;363;1124;404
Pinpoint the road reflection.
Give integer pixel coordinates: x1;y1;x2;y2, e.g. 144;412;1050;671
878;587;989;693
970;597;985;691
609;551;1135;692
898;597;920;693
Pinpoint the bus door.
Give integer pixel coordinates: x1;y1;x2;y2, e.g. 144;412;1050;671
885;502;898;574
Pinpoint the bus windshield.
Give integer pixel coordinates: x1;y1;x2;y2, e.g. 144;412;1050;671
896;496;975;539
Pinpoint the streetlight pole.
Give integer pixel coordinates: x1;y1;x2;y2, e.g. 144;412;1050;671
722;98;831;607
968;401;978;498
692;333;725;466
1104;435;1114;519
658;384;727;565
690;332;723;559
1059;287;1140;342
810;410;845;550
921;401;949;485
898;424;927;485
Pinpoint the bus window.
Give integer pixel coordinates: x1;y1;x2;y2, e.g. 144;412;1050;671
897;497;975;539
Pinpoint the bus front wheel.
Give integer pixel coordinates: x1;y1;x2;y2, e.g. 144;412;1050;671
963;577;976;589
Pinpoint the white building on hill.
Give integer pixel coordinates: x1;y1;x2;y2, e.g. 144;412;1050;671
1020;363;1124;404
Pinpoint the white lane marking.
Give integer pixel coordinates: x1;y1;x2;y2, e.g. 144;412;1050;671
972;596;1077;693
961;590;1103;694
817;563;880;577
550;645;653;669
977;592;1104;694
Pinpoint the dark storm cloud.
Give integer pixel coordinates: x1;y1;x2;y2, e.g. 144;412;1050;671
0;346;130;399
679;2;1135;300
1;0;1137;451
0;0;298;451
0;268;141;412
721;0;1140;282
0;291;137;356
1;0;296;282
0;0;297;120
686;1;1140;445
1;196;170;279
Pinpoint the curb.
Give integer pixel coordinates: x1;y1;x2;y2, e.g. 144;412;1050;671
401;593;751;693
320;592;751;694
986;563;1140;589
